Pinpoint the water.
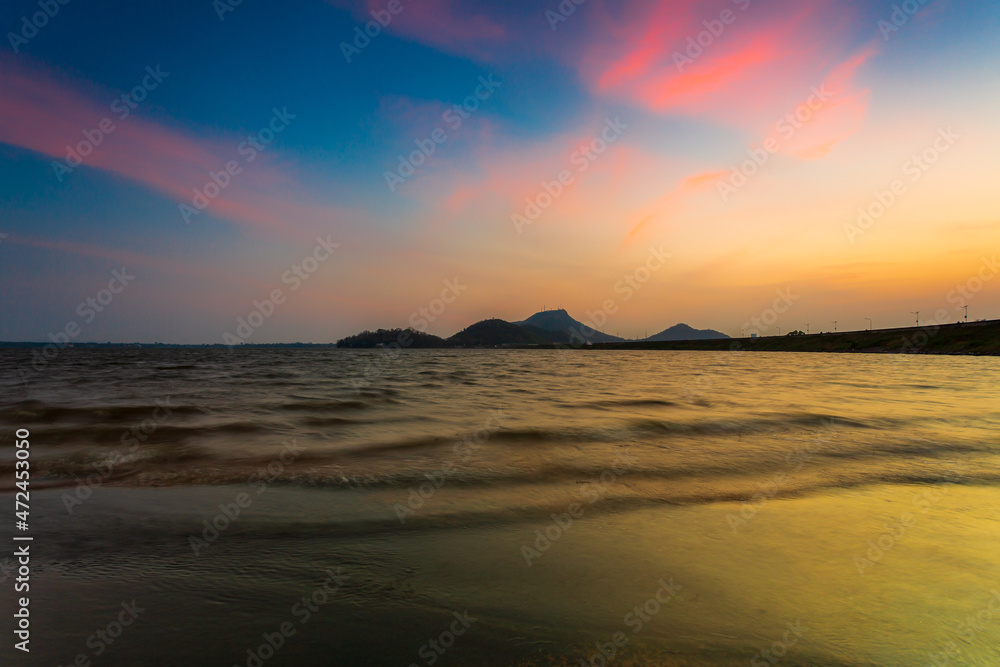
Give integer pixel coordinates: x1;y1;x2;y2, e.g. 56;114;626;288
1;348;999;665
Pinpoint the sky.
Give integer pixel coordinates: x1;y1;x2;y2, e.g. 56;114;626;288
0;0;998;343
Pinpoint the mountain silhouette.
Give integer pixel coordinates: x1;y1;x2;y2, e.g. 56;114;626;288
514;309;624;344
645;323;729;341
448;319;552;346
336;328;447;348
336;310;729;348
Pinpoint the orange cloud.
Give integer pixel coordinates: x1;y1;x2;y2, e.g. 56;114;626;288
765;48;876;159
622;169;725;243
427;119;645;236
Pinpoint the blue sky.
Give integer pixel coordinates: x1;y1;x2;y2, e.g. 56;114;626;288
1;0;998;342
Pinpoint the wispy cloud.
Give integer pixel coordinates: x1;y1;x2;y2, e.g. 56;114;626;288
0;55;346;239
329;0;510;61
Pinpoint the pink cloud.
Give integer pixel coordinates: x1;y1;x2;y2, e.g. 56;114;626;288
614;46;875;246
576;0;858;126
420;123;678;251
0;55;345;239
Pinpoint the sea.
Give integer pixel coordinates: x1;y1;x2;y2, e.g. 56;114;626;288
0;347;998;666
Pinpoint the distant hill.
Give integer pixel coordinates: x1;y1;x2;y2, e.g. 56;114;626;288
645;323;730;342
448;319;551;347
335;311;728;349
594;319;1000;356
336;328;447;348
520;324;574;344
515;309;624;344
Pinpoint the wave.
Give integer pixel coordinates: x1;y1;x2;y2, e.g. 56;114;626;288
0;400;211;423
329;412;884;456
6;435;988;495
12;421;279;445
275;399;371;412
578;399;678;409
13;471;997;551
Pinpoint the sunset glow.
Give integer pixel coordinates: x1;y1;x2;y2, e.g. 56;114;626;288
1;0;998;342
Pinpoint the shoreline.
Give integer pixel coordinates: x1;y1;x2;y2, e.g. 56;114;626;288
3;319;997;355
5;482;999;665
527;319;1000;356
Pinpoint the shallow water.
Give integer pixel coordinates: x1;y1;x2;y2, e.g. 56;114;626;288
1;348;999;665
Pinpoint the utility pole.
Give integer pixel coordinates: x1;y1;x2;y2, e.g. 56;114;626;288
776;327;781;336
911;311;920;325
865;318;872;331
963;306;969;322
832;321;838;332
805;323;810;334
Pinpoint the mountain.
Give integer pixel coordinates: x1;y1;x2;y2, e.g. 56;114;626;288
336;328;448;348
448;319;551;347
335;313;727;349
520;324;574;344
515;309;624;344
645;323;729;342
